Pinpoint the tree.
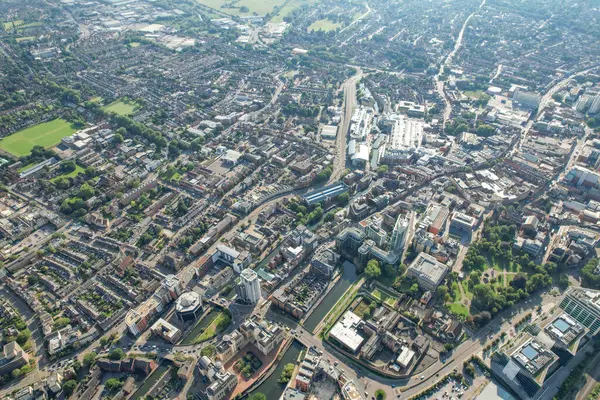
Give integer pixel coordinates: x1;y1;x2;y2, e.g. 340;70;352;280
83;352;97;367
558;274;570;289
200;345;216;358
279;363;295;383
337;192;350;205
105;378;123;391
510;273;528;290
383;264;397;278
63;379;77;396
375;389;386;400
581;258;600;288
472;311;491;327
377;165;388;176
108;348;125;360
16;329;31;346
60;160;77;173
79;183;95;200
249;393;267;400
436;285;448;300
365;259;381;280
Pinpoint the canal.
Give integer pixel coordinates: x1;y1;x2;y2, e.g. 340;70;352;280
250;341;304;400
303;261;357;332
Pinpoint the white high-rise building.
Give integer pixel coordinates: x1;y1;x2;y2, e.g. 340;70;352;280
236;269;261;304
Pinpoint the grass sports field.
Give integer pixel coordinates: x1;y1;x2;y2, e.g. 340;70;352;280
0;119;77;157
195;0;285;16
103;99;139;116
308;19;343;32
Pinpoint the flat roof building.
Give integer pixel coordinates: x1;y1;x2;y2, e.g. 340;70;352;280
559;287;600;336
329;311;365;353
321;124;338;140
449;212;476;234
175;291;203;322
545;314;584;347
511;339;558;378
395;346;416;369
150;318;182;344
407;252;449;291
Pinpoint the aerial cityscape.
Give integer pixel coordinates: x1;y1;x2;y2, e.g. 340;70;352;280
0;0;599;400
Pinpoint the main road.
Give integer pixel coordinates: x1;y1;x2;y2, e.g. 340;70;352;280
435;0;486;131
292;292;553;400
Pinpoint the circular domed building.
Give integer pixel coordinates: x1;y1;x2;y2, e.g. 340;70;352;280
175;291;203;322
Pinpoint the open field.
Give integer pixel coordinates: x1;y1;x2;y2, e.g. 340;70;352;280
195;0;286;16
103;99;139;116
51;165;85;182
3;20;23;31
271;0;318;22
308;19;343;32
447;302;469;318
464;90;485;99
0;119;77;157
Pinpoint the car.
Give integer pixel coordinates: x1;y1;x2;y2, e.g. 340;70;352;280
334;361;338;366
421;376;425;380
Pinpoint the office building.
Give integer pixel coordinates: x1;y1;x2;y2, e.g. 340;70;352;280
407;252;449;291
559;288;600;335
198;356;238;400
236;268;261;304
150;318;182;343
0;342;30;375
175;291;203;322
449;212;476;235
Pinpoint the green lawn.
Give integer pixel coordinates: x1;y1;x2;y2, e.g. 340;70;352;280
308;19;343;32
195;0;286;16
464;90;485;99
461;280;473;300
0;118;78;157
271;0;318;22
103;99;139;116
3;20;23;31
194;311;231;344
353;299;370;319
371;287;397;306
451;281;462;302
51;165;85;182
448;302;469;318
18;162;37;173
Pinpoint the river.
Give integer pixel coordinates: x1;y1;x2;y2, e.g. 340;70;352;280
250;341;304;400
303;261;358;332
